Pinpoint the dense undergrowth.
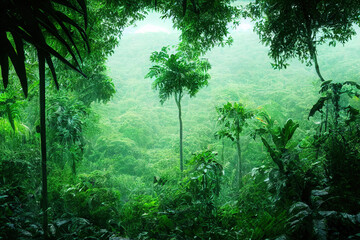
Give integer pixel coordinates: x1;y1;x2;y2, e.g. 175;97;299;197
1;2;360;240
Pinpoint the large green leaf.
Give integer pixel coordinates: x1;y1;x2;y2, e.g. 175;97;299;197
1;0;88;97
283;119;299;146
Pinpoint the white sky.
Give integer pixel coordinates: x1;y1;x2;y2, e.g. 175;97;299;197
134;24;172;34
130;22;253;35
124;12;253;35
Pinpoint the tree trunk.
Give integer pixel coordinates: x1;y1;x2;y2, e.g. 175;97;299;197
39;52;48;239
301;2;325;82
312;52;325;82
175;95;183;172
236;136;242;188
306;28;325;82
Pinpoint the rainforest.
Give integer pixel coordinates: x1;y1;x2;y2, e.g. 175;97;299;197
1;0;360;239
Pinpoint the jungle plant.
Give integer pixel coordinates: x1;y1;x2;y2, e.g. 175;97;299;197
309;80;360;133
61;171;121;229
158;0;239;53
254;114;309;205
0;89;21;131
161;150;224;239
0;143;42;240
120;194;160;238
216;101;253;187
47;94;88;175
1;1;89;236
0;89;30;148
127;151;225;239
255;115;299;172
184;150;223;205
284;191;360;240
146;45;211;172
309;80;360;211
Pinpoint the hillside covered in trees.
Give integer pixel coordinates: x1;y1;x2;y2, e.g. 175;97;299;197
1;0;360;239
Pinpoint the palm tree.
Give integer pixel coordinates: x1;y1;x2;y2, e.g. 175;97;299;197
146;46;211;172
1;1;88;238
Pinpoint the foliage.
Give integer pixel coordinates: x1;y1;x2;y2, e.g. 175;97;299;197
254;115;318;207
146;45;211;172
0;0;88;96
245;0;360;72
47;93;88;174
119;151;228;239
51;217;114;240
308;80;360;211
0;145;41;240
254;114;299;171
1;1;360;240
216;102;254;142
233;166;288;239
308;80;360;127
0;89;22;131
61;171;121;229
283;191;360;240
216;101;254;187
147;45;211;105
120;194;161;238
158;0;240;53
183;150;223;202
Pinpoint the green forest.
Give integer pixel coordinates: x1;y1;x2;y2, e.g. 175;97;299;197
1;0;360;239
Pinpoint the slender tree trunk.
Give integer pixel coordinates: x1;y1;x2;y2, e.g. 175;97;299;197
301;2;325;82
312;52;325;82
306;29;325;82
236;136;242;188
175;95;183;172
39;52;48;239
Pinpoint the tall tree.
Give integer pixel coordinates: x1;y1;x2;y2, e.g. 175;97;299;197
146;46;211;172
216;102;253;187
0;1;88;238
1;0;237;235
245;0;360;82
245;0;360;165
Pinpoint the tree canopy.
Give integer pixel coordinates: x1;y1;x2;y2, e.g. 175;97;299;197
147;46;211;104
1;0;360;239
245;0;360;80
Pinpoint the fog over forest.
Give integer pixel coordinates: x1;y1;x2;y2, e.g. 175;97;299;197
1;1;360;239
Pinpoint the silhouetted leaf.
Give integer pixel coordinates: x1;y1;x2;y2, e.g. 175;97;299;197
45;54;59;90
36;10;83;64
0;36;9;88
1;0;88;96
53;10;90;51
308;97;328;119
4;35;28;97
